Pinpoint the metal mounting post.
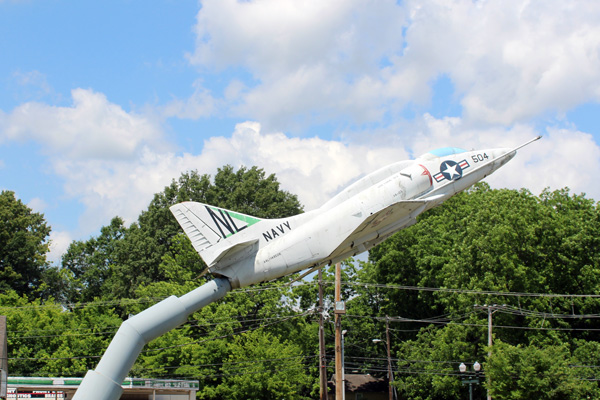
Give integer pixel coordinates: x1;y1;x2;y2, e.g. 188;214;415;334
73;278;231;400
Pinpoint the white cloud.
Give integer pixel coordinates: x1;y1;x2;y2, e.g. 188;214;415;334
190;0;405;77
27;197;48;213
50;147;201;230
0;88;174;232
45;120;407;230
161;79;219;120
199;121;407;209
0;88;166;160
485;127;600;200
407;0;600;124
16;119;405;234
188;0;600;128
48;230;73;265
189;0;407;129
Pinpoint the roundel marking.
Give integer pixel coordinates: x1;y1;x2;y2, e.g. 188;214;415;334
440;160;463;181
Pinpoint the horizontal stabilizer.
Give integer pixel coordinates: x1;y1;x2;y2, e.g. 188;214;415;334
210;239;259;269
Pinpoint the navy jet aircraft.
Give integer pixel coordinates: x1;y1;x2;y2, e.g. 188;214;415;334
171;136;542;289
73;136;540;400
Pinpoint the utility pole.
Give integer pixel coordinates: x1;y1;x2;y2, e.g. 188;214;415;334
341;329;347;400
475;304;498;400
385;317;394;400
318;268;328;400
334;263;345;400
0;316;7;400
486;305;495;400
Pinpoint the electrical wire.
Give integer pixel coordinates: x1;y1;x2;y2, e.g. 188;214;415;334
8;279;600;378
335;281;600;298
7;313;308;340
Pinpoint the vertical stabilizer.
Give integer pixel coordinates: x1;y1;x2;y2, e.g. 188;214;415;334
170;202;263;266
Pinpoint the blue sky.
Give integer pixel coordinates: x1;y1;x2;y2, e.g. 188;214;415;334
1;0;600;263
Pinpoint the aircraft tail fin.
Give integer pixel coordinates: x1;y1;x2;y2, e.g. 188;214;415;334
170;202;264;266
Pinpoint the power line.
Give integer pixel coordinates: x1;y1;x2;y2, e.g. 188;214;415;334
137;354;318;376
0;281;315;311
138;361;317;380
7;313;308;340
343;314;600;332
7;310;314;362
8;299;600;341
476;304;600;319
335;281;600;298
0;297;165;311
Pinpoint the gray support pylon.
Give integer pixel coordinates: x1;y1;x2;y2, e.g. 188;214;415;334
73;278;231;400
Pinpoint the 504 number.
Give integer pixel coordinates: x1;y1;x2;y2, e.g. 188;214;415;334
471;153;489;163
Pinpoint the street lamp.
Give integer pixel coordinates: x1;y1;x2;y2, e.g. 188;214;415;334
459;361;481;400
372;339;395;400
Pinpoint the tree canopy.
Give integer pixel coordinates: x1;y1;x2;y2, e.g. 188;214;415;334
0;190;51;295
2;171;600;399
366;183;600;399
60;166;304;303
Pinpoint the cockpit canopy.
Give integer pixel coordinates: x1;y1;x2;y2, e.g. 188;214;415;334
418;147;467;160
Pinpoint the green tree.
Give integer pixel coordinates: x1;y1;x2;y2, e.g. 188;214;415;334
1;290;122;376
486;341;594;400
213;329;311;400
367;184;600;397
60;217;127;303
0;190;51;296
393;323;482;400
130;246;316;397
369;184;600;332
61;166;304;300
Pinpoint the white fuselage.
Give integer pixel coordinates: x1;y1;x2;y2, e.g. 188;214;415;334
74;139;539;400
216;147;514;288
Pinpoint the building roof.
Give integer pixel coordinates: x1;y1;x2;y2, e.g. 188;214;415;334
7;376;199;398
329;374;388;393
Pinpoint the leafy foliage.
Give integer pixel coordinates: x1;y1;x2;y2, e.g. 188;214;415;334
60;166;303;302
486;341;597;400
0;190;51;295
1;290;122;376
368;183;600;399
210;329;311;400
3;172;600;399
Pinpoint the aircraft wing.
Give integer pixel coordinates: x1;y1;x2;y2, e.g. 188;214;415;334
326;199;429;262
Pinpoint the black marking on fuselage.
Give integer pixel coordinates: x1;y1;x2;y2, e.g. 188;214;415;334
262;221;292;242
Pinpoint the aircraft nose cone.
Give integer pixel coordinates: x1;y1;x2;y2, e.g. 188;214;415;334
489;147;516;170
492;147;514;160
